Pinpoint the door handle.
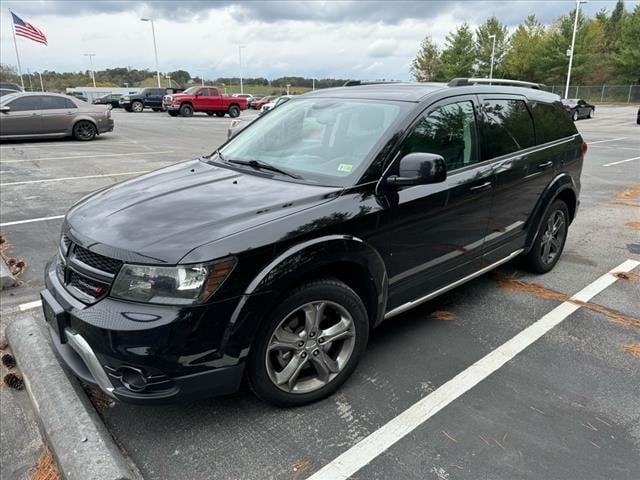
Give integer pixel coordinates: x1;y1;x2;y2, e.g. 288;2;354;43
470;181;492;193
538;161;553;169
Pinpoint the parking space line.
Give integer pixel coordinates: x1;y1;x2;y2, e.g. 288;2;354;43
588;137;627;144
0;141;137;149
19;300;42;311
1;171;150;186
0;215;65;227
603;156;640;167
0;150;173;164
307;259;640;480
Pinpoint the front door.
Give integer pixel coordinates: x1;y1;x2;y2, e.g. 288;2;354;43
0;95;43;136
379;96;493;310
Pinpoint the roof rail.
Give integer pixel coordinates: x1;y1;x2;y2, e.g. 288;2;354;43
448;78;547;90
343;80;403;87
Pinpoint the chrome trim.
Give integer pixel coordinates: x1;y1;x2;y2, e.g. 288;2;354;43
64;329;116;398
384;248;524;319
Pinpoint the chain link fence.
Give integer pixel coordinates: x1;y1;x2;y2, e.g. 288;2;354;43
548;85;640;104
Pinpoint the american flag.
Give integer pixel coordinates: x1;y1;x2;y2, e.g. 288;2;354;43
11;12;48;46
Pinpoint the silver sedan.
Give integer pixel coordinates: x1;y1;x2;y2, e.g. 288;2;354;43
0;92;114;141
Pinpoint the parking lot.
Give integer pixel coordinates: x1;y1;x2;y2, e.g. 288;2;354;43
1;105;638;479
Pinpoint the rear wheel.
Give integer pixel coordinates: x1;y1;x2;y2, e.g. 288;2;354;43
215;111;225;117
131;101;144;113
179;103;193;117
228;105;241;118
523;200;569;273
247;278;368;407
206;111;214;116
73;121;97;141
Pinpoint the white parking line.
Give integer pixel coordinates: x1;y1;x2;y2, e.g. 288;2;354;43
0;215;65;227
0;150;173;164
602;156;640;167
0;141;136;149
19;300;42;311
307;259;640;480
1;170;150;186
588;137;627;144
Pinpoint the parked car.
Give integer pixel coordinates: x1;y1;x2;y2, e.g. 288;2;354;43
164;86;247;117
0;92;113;141
233;93;254;105
67;92;89;103
0;88;18;97
0;82;23;92
93;94;122;108
42;80;584;406
248;95;264;109
252;96;274;110
120;87;183;112
561;98;595;121
260;95;293;115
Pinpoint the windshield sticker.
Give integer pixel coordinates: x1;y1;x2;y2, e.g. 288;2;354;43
338;163;353;173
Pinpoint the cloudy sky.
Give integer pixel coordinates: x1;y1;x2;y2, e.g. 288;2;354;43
1;1;635;81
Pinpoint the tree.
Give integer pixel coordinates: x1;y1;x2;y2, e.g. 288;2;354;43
439;23;475;80
474;17;510;78
168;70;191;87
503;15;547;82
410;35;442;81
611;5;640;82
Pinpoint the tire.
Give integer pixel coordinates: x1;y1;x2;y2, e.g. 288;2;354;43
588;108;594;119
206;111;214;116
73;121;97;141
152;108;161;112
215;111;225;117
131;101;144;113
179;103;193;117
247;278;369;407
168;111;179;117
572;111;578;121
523;200;569;274
228;105;241;118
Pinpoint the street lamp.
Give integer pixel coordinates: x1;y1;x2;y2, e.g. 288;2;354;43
83;54;96;88
488;34;497;81
238;45;246;94
565;0;587;99
141;18;161;88
286;83;291;95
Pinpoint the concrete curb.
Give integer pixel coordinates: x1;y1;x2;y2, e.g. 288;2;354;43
6;314;142;480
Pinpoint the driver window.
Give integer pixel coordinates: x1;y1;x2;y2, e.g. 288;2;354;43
400;101;478;171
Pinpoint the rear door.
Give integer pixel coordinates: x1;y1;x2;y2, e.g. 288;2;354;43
380;95;494;310
40;96;77;134
0;95;43;136
208;88;223;110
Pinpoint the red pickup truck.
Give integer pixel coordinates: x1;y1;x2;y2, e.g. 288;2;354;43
164;86;248;117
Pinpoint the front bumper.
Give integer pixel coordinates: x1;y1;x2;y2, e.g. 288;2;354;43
42;257;245;404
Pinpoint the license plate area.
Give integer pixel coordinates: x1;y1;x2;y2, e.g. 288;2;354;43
41;290;68;343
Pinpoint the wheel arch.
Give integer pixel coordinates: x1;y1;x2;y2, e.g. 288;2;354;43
70;116;98;134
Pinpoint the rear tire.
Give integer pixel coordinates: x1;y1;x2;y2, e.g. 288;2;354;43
215;112;225;117
228;105;241;118
179;103;194;117
247;278;369;407
206;111;214;116
523;200;569;274
73;121;97;141
131;101;144;113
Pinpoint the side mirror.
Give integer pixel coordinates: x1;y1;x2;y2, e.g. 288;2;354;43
0;106;10;113
386;153;447;187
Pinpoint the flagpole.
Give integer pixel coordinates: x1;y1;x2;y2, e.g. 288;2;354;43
9;11;25;90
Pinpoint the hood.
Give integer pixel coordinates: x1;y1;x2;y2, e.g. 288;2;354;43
66;159;341;264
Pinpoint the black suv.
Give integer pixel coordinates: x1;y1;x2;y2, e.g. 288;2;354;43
119;87;183;112
42;79;585;406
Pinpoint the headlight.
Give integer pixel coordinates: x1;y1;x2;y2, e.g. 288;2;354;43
111;257;236;305
123;96;130;100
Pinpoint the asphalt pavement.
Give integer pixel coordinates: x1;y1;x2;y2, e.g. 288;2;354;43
0;104;638;480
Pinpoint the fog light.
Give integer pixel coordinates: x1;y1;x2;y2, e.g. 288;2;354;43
118;366;147;392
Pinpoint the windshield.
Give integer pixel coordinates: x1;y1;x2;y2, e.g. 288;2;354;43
218;98;403;186
183;87;199;95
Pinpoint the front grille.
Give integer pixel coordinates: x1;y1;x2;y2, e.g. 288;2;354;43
62;234;71;250
73;245;122;275
68;270;109;298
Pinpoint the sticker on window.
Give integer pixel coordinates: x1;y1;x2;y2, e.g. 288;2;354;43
337;163;353;173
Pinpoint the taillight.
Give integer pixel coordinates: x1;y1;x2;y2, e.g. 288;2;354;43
581;140;588;155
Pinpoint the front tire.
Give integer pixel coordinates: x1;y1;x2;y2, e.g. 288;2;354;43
247;278;369;407
228;105;241;118
523;200;569;273
73;121;97;141
179;103;194;117
131;101;144;113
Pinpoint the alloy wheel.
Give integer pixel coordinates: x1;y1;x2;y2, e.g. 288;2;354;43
265;300;356;394
540;209;566;265
132;101;143;112
74;121;96;140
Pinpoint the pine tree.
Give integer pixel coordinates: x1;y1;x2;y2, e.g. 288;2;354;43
474;17;510;78
410;35;443;81
440;23;476;80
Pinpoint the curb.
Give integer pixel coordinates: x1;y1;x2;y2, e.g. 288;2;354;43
0;259;17;289
6;314;142;480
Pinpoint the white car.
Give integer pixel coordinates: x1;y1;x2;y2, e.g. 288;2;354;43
260;95;293;115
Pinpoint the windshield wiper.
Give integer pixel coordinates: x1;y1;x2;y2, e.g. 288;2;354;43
225;158;303;179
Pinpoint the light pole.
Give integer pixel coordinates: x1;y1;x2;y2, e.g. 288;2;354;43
565;0;587;99
238;45;245;94
312;78;315;91
141;18;161;88
165;75;172;88
286;83;291;95
84;53;96;88
488;34;497;81
37;71;44;91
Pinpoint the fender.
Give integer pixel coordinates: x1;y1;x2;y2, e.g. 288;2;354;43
524;173;578;253
219;235;388;360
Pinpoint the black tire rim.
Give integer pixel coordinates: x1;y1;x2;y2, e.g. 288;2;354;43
540;209;566;265
75;122;95;140
265;300;356;394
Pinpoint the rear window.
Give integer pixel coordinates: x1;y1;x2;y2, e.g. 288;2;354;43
480;99;535;160
530;102;577;144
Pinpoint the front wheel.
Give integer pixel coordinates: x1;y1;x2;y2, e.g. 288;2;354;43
523;200;569;273
228;105;241;118
131;101;144;113
73;121;97;141
179;103;193;117
247;278;369;407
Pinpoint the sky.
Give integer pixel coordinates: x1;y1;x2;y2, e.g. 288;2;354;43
1;1;636;81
